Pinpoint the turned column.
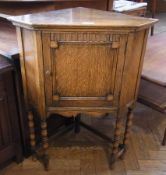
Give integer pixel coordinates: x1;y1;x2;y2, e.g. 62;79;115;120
120;107;133;159
41;119;49;170
123;107;133;146
28;111;36;155
111;113;122;164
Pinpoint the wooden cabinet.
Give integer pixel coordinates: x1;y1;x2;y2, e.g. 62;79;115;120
9;7;156;169
0;55;22;165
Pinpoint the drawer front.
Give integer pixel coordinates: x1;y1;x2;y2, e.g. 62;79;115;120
42;32;127;108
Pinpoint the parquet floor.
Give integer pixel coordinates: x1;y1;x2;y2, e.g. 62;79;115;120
0;103;166;175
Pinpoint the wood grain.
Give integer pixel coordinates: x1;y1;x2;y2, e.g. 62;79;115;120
8;7;157;30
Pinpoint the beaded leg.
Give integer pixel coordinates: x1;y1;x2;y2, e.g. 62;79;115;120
28;111;36;159
121;107;133;159
110;116;121;166
162;128;166;146
41;119;49;170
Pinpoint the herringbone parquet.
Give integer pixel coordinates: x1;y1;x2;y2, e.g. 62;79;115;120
0;103;166;175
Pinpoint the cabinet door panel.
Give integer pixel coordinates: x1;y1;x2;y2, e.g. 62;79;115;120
43;32;126;108
54;44;115;96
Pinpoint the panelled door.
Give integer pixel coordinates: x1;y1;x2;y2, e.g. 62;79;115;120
42;31;127;108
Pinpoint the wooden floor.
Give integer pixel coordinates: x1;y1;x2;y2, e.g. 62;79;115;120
0;103;165;175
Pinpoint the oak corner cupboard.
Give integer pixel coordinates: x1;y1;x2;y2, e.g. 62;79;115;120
8;7;157;170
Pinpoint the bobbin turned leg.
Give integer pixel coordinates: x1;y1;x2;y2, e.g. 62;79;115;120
41;119;49;170
110;116;121;167
120;107;134;159
28;111;36;159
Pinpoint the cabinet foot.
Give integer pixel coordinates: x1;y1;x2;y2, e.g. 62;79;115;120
110;153;116;169
118;144;127;160
39;153;49;171
110;106;133;165
110;144;126;168
15;147;23;163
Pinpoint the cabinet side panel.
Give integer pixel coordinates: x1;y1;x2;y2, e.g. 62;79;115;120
120;29;149;109
134;29;149;101
17;28;42;113
35;31;46;118
55;44;114;97
16;27;28;107
42;33;52;107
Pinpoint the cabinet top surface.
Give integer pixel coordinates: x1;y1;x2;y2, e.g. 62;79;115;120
8;7;157;29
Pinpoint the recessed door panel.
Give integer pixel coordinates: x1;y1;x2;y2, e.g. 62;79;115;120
54;44;115;96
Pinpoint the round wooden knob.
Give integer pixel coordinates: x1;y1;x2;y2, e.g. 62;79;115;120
45;70;52;76
53;94;60;101
107;94;113;101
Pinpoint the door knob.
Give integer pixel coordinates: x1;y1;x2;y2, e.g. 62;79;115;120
53;94;60;101
45;70;52;76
